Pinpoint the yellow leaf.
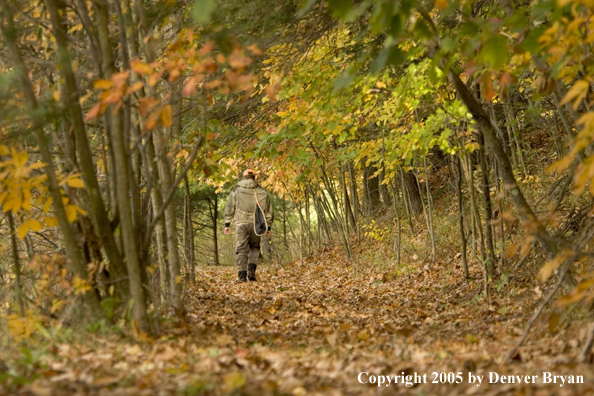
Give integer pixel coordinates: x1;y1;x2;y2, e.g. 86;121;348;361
93;79;113;90
72;276;91;295
540;261;554;282
79;91;93;106
13;148;28;167
175;275;182;284
3;195;21;213
160;105;173;128
560;80;590;110
45;216;59;227
27;219;43;232
50;299;67;314
43;198;53;214
17;222;28;240
22;189;32;210
66;178;85;188
435;0;448;10
0;145;9;156
66;205;78;223
53;91;61;101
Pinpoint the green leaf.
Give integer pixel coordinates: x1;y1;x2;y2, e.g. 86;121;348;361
343;0;370;22
333;68;355;91
297;0;317;17
370;48;389;75
521;26;546;54
327;0;352;19
479;34;508;69
387;47;407;67
191;0;215;24
371;2;394;33
505;12;528;32
413;18;433;41
388;14;404;38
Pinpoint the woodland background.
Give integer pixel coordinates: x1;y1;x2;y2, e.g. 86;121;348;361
1;0;594;394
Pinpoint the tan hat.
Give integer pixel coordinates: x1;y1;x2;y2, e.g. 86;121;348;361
243;168;255;177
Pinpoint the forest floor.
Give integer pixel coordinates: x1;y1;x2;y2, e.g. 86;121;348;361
4;240;594;396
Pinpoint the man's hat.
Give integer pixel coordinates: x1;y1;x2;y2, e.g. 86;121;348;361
243;168;255;177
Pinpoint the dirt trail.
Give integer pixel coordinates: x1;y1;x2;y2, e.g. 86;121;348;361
9;244;594;395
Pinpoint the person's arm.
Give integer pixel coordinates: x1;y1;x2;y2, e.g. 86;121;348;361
224;190;236;235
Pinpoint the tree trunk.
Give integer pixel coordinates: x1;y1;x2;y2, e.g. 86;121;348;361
402;170;423;215
454;154;469;278
423;156;436;261
363;162;381;214
8;213;25;316
379;170;392;206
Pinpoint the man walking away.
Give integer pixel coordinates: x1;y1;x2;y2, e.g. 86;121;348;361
224;169;273;282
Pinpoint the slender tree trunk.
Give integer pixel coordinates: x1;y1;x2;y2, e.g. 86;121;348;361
8;213;24;316
403;169;423;215
398;167;415;233
347;161;359;233
184;177;195;280
504;100;528;178
379;170;392;206
454;154;469;278
478;133;496;276
212;193;219;266
423;156;436;261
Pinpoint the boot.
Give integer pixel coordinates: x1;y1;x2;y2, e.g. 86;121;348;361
247;263;257;281
237;270;247;283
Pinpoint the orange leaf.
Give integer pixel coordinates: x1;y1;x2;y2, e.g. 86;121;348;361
85;104;102;121
93;79;113;90
131;58;153;75
160;105;173;128
137;97;159;117
126;82;144;95
182;76;197;97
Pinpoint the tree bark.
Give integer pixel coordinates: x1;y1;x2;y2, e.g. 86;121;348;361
8;213;25;316
478;132;496;276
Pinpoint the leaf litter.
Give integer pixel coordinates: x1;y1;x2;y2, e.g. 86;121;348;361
4;240;594;396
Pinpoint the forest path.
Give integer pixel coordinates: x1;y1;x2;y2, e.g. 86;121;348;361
16;243;594;395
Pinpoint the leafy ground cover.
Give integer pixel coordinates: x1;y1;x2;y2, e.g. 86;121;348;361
2;240;594;396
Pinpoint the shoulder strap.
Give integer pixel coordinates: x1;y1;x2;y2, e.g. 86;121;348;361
253;189;259;206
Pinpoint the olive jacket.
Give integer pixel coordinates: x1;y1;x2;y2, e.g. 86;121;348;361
224;179;274;229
